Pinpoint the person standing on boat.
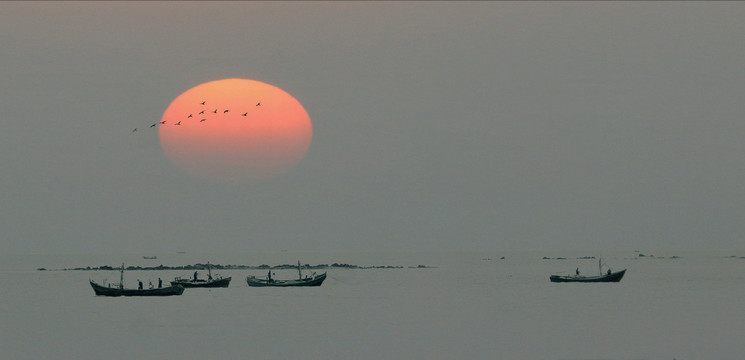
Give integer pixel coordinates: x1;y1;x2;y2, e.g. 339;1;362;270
138;280;143;290
193;271;198;281
575;268;580;275
158;278;162;288
267;270;272;282
607;268;612;275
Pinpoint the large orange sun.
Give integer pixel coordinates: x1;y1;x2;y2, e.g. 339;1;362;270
159;79;312;183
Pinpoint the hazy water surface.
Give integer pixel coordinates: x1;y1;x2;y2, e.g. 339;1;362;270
1;251;743;360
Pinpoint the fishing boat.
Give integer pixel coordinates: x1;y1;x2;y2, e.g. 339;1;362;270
171;262;231;288
246;261;326;287
549;258;626;283
89;264;184;296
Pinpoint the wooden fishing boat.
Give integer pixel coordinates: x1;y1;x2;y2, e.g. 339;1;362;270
247;261;326;287
550;258;626;283
89;280;185;296
549;269;626;283
171;262;231;288
90;264;184;296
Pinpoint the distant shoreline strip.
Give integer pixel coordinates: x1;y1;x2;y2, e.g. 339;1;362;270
37;263;435;271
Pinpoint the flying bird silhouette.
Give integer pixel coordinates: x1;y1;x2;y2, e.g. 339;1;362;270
132;128;137;132
187;114;193;118
199;110;205;114
200;119;206;122
241;112;248;116
212;109;218;114
150;123;156;128
200;101;206;105
160;121;166;124
223;110;229;114
256;102;261;106
175;121;182;125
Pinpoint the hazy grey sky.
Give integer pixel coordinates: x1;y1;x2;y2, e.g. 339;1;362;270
2;2;744;254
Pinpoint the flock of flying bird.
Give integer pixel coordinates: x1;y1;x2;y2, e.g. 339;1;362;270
132;100;261;132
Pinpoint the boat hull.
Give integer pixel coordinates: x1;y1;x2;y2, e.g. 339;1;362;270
550;269;626;283
90;281;185;296
171;277;231;288
246;273;326;287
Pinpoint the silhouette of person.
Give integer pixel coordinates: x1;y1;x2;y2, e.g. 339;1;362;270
575;268;580;275
194;271;198;281
158;278;162;288
138;280;143;290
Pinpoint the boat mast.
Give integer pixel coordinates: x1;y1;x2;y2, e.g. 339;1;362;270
207;261;212;280
120;263;125;289
297;260;302;280
598;258;602;276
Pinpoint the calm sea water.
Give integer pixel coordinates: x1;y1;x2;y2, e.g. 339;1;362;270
1;251;743;360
